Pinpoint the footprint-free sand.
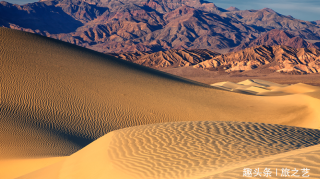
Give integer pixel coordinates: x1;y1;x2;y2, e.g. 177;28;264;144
1;27;320;178
18;121;320;179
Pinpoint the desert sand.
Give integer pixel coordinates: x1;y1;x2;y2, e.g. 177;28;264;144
19;121;320;179
211;79;320;95
1;27;320;178
207;143;320;178
0;157;65;179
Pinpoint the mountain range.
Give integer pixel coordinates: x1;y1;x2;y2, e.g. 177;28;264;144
232;29;320;52
195;45;320;74
110;49;221;68
111;44;320;74
1;0;320;53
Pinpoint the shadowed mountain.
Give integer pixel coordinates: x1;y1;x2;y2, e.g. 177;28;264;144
233;29;320;52
5;0;320;53
58;4;258;53
0;1;84;34
312;20;320;25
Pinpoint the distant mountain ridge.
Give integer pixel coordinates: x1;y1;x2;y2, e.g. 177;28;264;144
233;29;319;52
109;49;221;68
114;45;320;74
195;45;320;74
1;0;320;53
220;8;320;40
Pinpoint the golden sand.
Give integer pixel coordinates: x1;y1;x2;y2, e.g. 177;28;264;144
211;79;320;95
1;27;320;178
19;121;320;179
0;157;65;179
206;144;320;178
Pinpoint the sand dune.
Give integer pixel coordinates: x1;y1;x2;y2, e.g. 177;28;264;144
211;79;320;96
19;121;320;179
271;83;320;94
237;79;288;89
2;27;320;178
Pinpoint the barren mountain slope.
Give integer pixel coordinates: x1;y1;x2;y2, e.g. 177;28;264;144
3;0;320;53
221;8;320;40
195;45;320;74
0;0;256;53
233;29;319;52
61;4;258;53
110;49;221;68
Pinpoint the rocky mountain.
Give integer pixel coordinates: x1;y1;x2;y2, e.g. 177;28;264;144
109;49;220;68
194;45;320;74
110;44;320;74
226;6;239;12
220;8;320;40
2;0;320;53
232;29;319;52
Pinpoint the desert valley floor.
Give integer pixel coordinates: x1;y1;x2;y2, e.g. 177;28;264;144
1;27;320;179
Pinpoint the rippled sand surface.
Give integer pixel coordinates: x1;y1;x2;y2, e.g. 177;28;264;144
1;27;320;178
19;121;320;179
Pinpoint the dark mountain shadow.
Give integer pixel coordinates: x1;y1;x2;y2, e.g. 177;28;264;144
313;42;320;48
0;1;83;34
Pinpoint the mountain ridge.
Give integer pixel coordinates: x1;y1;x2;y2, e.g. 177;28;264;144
112;44;320;75
2;0;320;53
195;45;320;74
109;49;221;68
232;29;320;52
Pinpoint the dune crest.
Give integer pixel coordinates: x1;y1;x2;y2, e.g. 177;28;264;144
19;121;320;179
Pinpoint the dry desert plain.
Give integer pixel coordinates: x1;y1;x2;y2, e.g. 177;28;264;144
1;27;320;179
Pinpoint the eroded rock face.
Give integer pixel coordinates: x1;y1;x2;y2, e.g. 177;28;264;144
2;0;320;53
110;45;320;74
232;29;319;52
109;49;221;68
194;45;320;74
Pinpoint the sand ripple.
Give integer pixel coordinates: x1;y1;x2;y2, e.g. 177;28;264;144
203;144;320;179
19;121;320;179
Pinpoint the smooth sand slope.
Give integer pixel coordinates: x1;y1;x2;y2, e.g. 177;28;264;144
1;27;320;178
19;121;320;179
0;157;65;179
